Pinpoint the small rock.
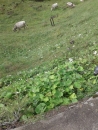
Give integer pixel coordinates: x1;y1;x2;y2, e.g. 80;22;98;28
70;40;75;44
94;66;98;76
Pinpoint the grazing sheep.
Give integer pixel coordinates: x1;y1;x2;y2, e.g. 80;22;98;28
94;66;98;76
51;3;58;11
13;21;26;31
67;2;75;8
80;0;84;1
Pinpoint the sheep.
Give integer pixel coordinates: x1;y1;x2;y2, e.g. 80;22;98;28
51;3;58;11
67;2;75;8
13;21;26;31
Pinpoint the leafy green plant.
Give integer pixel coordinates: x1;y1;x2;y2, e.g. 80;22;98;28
0;57;98;125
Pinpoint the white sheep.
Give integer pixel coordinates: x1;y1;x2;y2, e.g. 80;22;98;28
13;21;26;31
51;3;58;11
67;2;75;8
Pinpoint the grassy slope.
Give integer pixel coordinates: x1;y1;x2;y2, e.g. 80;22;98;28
0;0;98;78
0;0;98;126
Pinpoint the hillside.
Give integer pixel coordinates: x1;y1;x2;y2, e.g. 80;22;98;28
0;0;98;129
0;0;98;78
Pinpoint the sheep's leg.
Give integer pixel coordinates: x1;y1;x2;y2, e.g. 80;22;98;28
24;26;25;29
17;28;20;32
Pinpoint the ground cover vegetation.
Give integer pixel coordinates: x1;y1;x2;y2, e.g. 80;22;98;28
0;0;98;128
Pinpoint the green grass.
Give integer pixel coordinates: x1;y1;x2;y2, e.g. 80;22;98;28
0;0;98;127
0;0;98;78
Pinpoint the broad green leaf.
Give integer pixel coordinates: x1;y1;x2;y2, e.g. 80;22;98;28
49;75;55;80
66;79;72;86
65;88;70;92
69;93;77;99
35;103;46;114
51;98;63;106
28;92;36;97
74;82;81;88
69;85;74;89
52;89;56;95
39;94;44;99
63;98;70;105
32;87;39;92
52;84;57;89
42;97;49;102
77;66;84;71
47;103;54;110
5;92;12;99
46;92;52;97
93;79;96;84
54;91;63;98
40;77;47;82
75;74;82;79
33;93;36;97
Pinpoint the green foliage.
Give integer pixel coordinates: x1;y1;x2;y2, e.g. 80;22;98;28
0;58;98;124
0;0;98;125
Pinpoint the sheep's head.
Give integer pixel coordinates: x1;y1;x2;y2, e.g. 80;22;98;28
72;4;75;7
13;26;17;32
